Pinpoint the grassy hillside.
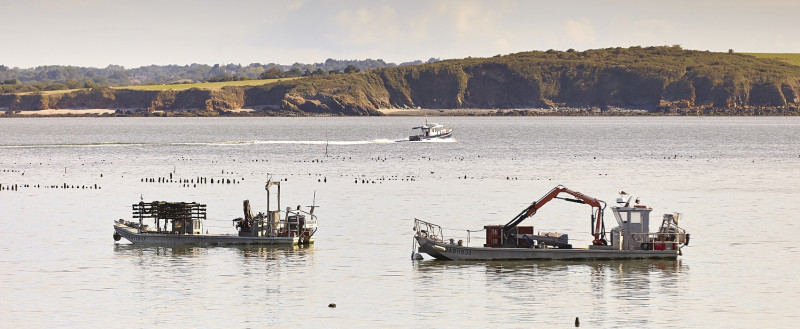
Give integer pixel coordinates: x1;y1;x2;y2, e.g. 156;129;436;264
5;47;800;116
114;78;298;91
278;46;800;114
743;53;800;67
7;78;296;97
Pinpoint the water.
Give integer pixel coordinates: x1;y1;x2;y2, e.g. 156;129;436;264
1;116;798;328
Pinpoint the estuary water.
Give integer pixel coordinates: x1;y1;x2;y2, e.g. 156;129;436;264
0;116;798;328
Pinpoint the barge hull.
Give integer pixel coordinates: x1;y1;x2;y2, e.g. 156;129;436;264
114;224;306;246
416;236;677;261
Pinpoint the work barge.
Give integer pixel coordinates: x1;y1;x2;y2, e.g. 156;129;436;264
113;180;317;245
413;185;689;261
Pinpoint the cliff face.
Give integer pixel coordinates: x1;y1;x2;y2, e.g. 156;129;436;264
464;63;544;108
306;47;800;114
358;49;800;113
4;46;800;115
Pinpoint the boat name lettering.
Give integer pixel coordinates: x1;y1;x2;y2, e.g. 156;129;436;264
446;247;471;255
124;232;146;242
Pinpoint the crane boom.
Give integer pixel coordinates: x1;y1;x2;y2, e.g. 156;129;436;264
503;185;608;245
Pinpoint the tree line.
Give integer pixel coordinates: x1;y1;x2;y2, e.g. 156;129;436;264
0;58;439;94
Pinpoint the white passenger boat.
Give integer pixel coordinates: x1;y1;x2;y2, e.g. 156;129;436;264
409;120;452;141
113;180;318;246
413;185;689;260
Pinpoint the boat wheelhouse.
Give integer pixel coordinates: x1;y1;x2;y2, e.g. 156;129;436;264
409;121;452;141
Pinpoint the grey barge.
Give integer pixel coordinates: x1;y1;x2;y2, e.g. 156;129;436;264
413;185;689;261
113;180;317;246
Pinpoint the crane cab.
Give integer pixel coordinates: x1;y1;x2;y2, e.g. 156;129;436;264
610;204;652;250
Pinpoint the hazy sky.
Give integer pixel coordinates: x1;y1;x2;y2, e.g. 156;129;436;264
2;0;798;68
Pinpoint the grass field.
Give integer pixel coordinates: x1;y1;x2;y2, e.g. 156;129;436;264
18;88;86;95
11;78;300;96
743;53;800;67
113;77;299;91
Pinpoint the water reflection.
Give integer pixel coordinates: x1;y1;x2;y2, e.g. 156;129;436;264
411;258;689;327
113;243;316;262
412;259;688;303
413;259;685;276
113;244;210;257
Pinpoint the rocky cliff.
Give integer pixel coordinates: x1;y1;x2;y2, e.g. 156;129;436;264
4;46;800;115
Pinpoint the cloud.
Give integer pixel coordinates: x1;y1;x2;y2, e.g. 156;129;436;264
632;19;675;40
566;18;596;44
7;0;800;68
440;0;506;41
336;5;396;47
286;0;303;11
28;0;105;9
494;38;511;53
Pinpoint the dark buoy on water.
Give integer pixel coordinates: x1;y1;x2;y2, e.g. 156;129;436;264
328;303;336;308
575;317;580;327
113;232;121;241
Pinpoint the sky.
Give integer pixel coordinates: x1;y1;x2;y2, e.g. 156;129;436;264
2;0;799;69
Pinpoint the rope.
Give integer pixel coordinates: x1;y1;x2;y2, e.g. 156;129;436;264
439;226;486;233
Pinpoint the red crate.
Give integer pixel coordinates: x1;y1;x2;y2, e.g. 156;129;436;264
516;226;534;247
484;225;503;247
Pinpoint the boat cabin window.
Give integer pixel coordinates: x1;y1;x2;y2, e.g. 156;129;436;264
629;211;642;224
613;209;623;225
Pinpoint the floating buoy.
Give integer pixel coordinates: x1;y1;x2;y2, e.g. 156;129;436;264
328;303;336;308
575;317;580;327
113;232;121;241
411;253;423;260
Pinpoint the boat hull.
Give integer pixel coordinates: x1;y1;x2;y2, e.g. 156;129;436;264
409;131;453;141
114;224;307;246
415;236;677;261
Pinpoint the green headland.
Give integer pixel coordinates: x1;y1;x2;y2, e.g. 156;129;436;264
3;46;800;116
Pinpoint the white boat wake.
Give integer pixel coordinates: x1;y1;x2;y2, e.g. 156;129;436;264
1;137;456;148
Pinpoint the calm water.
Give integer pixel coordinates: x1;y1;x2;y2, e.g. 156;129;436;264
1;116;798;328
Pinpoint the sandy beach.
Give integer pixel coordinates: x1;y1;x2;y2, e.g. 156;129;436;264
8;108;256;116
377;108;495;116
14;109;117;116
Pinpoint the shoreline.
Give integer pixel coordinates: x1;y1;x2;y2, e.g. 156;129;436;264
11;109;117;116
2;107;798;117
2;107;257;117
377;108;495;116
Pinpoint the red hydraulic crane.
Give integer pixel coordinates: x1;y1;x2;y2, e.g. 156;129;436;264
503;185;608;245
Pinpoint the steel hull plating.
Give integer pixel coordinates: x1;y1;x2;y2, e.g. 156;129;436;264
415;236;677;261
114;224;307;246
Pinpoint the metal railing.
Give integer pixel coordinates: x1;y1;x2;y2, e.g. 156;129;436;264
629;231;687;250
413;218;444;242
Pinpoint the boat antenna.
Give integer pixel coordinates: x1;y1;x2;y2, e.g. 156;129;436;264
264;174;275;214
307;190;319;215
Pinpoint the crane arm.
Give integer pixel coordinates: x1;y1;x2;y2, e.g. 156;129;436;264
503;185;608;245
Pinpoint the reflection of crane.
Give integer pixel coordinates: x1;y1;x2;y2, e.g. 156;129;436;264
503;185;608;245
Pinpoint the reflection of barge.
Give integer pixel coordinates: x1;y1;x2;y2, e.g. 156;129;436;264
414;185;689;260
113;180;317;245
